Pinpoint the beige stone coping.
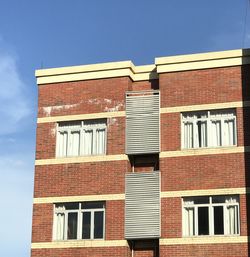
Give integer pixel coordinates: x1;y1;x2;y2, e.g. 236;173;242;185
36;49;250;84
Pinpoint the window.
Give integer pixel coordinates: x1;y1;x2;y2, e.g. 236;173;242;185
53;202;105;240
182;195;239;236
182;109;237;149
56;119;107;157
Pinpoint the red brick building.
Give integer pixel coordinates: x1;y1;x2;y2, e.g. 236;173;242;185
31;49;250;257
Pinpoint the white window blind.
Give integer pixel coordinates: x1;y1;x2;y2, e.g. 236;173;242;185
182;109;236;149
56;119;107;157
182;195;240;237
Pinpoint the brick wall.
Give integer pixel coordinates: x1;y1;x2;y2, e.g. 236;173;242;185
160;66;243;107
160;243;248;257
34;160;129;198
37;77;131;118
161;153;246;191
31;247;131;257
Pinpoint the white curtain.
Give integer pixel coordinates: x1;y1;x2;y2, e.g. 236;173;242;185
225;196;239;235
69;131;80;156
58;131;68;157
199;121;207;147
224;119;235;146
96;128;106;154
183;122;193;148
211;120;221;146
54;205;66;240
183;207;195;236
83;129;93;155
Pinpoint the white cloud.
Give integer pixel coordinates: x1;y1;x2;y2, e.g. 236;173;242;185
0;43;30;135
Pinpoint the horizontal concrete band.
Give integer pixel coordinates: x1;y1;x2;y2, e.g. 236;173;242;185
31;240;128;249
35;154;128;165
160;146;250;158
31;236;248;249
35;146;250;165
37;101;250;124
33;187;250;204
159;236;248;245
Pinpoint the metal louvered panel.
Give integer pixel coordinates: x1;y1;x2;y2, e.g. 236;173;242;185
125;171;161;239
126;91;160;155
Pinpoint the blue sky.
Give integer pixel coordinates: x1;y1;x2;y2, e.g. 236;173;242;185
0;1;249;256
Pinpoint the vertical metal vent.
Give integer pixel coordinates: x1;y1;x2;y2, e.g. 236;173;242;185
125;171;161;239
126;91;160;155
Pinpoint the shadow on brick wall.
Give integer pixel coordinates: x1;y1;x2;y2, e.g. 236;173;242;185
242;49;250;256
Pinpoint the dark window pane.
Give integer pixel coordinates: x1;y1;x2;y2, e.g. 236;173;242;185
198;207;209;235
197;121;207;147
64;203;79;210
214;206;224;235
82;212;91;239
186;196;209;204
212;196;225;203
68;213;78;239
82;202;105;209
94;211;104;239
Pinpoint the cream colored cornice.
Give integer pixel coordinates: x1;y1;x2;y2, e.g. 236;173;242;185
36;61;158;85
36;49;250;85
156;48;250;73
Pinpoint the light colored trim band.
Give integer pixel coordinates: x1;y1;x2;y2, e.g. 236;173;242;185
37;111;125;124
155;49;248;65
37;101;250;124
33;187;249;204
35;154;128;166
31;240;128;249
36;61;158;85
161;187;249;198
157;56;250;73
160;146;247;158
156;49;250;73
160;236;248;245
35;147;249;166
34;194;125;204
161;101;250;114
31;237;248;249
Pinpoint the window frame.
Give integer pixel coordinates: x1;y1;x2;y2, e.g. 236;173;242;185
56;119;107;158
53;202;106;241
182;195;240;237
181;109;237;149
